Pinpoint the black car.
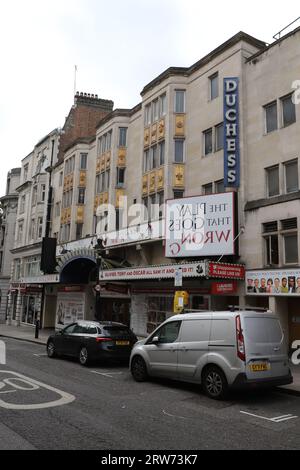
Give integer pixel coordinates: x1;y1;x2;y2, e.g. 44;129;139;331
46;321;138;366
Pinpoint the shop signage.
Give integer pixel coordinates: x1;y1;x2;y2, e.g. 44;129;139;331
103;220;163;248
165;193;235;258
211;281;237;295
246;269;300;296
19;274;60;284
100;262;206;281
224;77;240;188
174;268;183;287
58;286;85;292
208;262;245;280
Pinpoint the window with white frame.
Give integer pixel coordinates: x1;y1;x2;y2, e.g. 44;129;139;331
151;99;159;123
159;94;166;117
80;153;87;170
174;139;184;163
282;218;298;265
215;123;224;151
209;73;219;100
281;94;296;127
203;128;213;156
266;165;280;197
37;217;43;238
118;128;127;147
40;184;46;202
285;160;299;193
144;104;151;126
175;90;185;113
264;101;278;133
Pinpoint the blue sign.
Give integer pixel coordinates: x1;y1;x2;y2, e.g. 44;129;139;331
224;77;240;187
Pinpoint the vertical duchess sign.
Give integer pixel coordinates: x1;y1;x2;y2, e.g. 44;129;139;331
224;77;240;188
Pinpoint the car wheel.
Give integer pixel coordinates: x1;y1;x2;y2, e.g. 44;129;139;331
131;356;148;382
202;366;228;400
79;346;90;366
47;341;56;358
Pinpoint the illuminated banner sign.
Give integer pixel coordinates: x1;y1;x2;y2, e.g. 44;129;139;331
246;269;300;296
224;77;240;188
165;193;235;258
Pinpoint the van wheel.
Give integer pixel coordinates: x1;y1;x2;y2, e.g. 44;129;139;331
131;356;148;382
202;366;228;400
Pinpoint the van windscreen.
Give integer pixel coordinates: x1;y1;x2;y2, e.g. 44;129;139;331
243;317;283;343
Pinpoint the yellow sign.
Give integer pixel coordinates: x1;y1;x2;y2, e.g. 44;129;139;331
173;291;189;313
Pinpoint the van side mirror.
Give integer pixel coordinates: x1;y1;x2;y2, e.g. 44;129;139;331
152;336;159;345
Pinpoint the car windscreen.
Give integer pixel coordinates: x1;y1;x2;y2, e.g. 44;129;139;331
243;317;283;343
103;326;132;337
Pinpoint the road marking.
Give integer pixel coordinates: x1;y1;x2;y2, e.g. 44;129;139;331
240;411;298;423
0;370;75;410
33;353;47;357
162;409;189;420
91;370;123;378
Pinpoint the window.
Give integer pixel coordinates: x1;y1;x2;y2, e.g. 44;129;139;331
285;160;299;193
175;90;185;113
215;180;225;193
32;186;37;206
14;259;21;281
105;170;110;190
209;73;219;100
284;234;298;264
119;128;127;147
203;128;213;155
263;222;279;266
59;172;63;187
30;219;35;240
17;222;23;244
151;145;158;169
20;195;25;214
143;149;150;173
281;218;298;264
159;141;165;166
144;104;151;126
266;165;279;197
37;217;43;238
158;191;164;218
173;190;184;199
159;94;166;117
265;101;278;133
41;184;46;202
174;139;184;163
55;202;61;217
78;188;85;205
23;164;29;182
80;153;87;170
142;197;148;221
151;321;181;344
151;99;158;123
116;168;125;186
203;183;213;195
76;223;83;240
281;94;296;127
215;123;224;151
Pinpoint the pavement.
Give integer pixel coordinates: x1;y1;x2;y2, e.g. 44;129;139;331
0;321;300;396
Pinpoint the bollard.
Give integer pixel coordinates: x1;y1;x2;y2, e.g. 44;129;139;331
35;319;40;339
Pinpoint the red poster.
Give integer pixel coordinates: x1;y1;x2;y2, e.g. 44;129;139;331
211;281;237;295
208;262;245;280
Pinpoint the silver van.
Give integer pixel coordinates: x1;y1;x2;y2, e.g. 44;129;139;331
130;310;293;399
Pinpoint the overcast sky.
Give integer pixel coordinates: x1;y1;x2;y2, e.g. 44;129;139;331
0;0;298;193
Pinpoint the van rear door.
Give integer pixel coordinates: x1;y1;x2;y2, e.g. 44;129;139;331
242;315;289;381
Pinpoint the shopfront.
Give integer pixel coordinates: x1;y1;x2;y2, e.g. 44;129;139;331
100;261;245;337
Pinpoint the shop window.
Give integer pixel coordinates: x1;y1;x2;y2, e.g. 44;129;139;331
147;296;173;333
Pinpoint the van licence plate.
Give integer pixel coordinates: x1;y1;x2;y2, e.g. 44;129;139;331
250;363;270;372
116;341;130;346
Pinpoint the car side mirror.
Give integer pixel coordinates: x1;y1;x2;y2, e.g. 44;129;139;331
152;336;159;345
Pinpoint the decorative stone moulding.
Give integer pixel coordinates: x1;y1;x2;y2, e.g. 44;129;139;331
144;128;150;148
103;192;109;204
106;151;111;169
149;171;156;193
100;155;105;172
151;124;157;144
157;168;164;190
142;174;149;195
173;164;185;188
175;114;185;137
116;189;125;208
76;206;84;223
118;148;126;167
96;156;101;174
79;171;86;187
158;119;165;140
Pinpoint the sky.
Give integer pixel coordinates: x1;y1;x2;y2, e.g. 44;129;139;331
0;0;299;194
